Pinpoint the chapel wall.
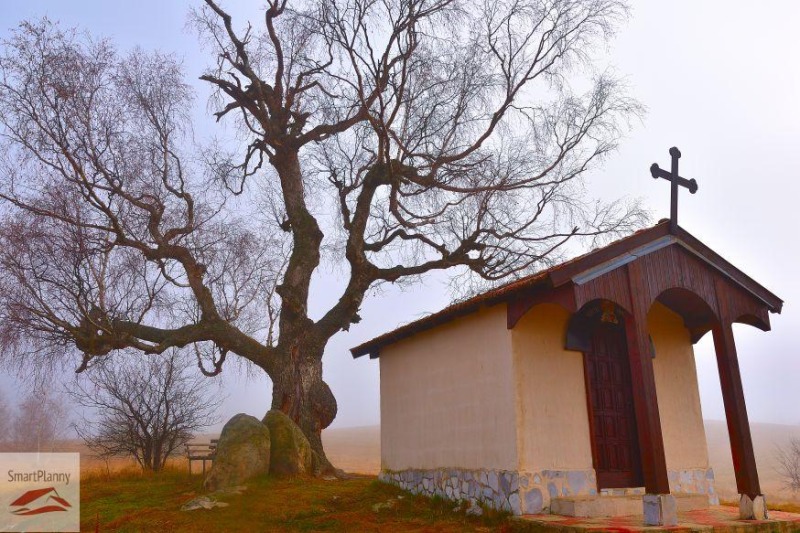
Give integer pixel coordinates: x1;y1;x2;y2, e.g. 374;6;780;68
511;303;595;475
649;301;713;495
379;304;518;471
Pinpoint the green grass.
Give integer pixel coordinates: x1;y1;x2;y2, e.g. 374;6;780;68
80;470;546;532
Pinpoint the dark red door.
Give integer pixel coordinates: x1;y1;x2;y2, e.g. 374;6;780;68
584;322;644;489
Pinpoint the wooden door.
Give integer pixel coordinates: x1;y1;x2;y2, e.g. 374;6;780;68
584;322;644;489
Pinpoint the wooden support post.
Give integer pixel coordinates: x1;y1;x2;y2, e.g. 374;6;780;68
625;262;671;495
713;279;762;502
626;262;675;526
711;322;761;499
714;279;765;519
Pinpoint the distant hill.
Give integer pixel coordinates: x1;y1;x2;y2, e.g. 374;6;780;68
704;419;800;503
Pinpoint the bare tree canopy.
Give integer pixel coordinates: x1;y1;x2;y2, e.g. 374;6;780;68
0;0;644;469
69;351;221;472
776;439;800;492
7;392;70;452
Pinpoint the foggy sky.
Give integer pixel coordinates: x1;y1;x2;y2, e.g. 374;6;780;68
0;1;798;431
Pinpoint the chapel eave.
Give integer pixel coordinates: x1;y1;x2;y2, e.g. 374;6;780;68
350;221;783;359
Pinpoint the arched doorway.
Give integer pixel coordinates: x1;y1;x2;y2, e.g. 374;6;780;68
571;300;644;489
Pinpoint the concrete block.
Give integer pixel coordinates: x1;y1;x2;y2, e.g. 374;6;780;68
643;494;677;526
550;495;641;518
739;494;769;520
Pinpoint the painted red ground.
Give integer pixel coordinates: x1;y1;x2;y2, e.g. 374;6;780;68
521;506;800;532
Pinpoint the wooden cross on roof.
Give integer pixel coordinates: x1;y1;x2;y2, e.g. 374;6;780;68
650;147;698;232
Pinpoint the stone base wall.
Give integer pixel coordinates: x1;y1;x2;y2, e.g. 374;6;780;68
669;467;718;505
379;468;596;515
518;469;597;513
379;468;523;514
592;468;718;505
380;466;718;515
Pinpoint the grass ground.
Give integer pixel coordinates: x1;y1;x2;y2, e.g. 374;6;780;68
81;469;531;532
79;470;800;532
70;420;800;531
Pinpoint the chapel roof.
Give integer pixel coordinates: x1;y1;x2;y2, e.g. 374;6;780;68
350;220;783;359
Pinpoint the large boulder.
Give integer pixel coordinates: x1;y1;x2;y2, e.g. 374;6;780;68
204;413;271;491
262;410;313;476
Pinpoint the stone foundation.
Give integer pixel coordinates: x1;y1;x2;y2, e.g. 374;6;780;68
669;467;719;505
379;468;522;513
517;469;597;513
596;468;718;505
379;468;597;515
379;466;717;516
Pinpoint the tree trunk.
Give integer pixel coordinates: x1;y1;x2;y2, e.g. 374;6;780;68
270;344;338;475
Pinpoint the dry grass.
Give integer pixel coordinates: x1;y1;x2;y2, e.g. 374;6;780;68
705;420;800;504
45;420;800;531
323;425;381;475
80;470;525;533
54;421;800;498
50;425;380;478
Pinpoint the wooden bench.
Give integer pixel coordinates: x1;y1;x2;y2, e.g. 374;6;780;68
186;439;218;476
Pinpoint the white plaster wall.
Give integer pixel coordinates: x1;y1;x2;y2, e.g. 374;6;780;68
379;305;517;471
649;302;710;472
511;303;594;473
511;301;709;484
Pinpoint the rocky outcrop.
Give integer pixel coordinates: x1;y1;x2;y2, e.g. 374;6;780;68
262;410;313;476
204;414;271;491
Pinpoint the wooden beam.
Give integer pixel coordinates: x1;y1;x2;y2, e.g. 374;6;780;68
713;279;761;499
549;223;671;287
625;261;670;494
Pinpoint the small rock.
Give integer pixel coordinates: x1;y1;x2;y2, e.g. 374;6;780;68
181;496;230;511
488;471;499;492
372;499;398;512
466;499;483;517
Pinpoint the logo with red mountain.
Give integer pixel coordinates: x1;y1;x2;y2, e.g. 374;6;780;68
8;487;72;516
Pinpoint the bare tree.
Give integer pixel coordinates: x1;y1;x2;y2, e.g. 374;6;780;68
776;439;800;492
0;1;645;470
9;392;69;452
69;351;221;472
0;391;10;449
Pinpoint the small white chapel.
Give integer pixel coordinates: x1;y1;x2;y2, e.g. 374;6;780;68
352;150;782;527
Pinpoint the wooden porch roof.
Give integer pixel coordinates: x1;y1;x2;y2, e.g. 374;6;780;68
350;220;783;359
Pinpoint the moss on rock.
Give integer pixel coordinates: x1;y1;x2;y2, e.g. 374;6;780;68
204;413;270;491
262;410;313;476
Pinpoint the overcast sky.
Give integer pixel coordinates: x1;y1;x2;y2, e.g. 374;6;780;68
0;1;798;431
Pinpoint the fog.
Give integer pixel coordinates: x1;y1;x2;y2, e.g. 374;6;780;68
0;1;797;431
